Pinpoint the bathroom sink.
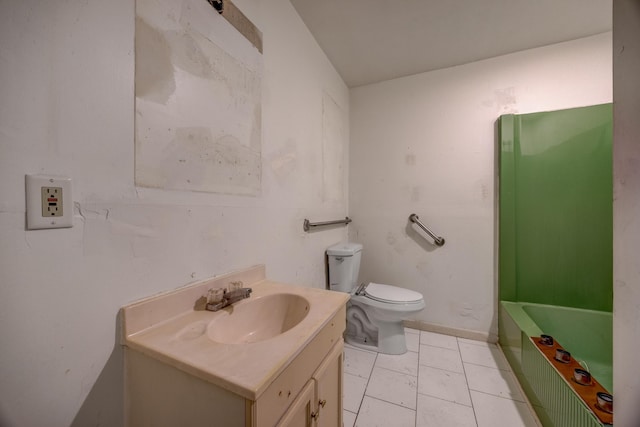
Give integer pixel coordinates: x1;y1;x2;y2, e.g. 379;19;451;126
207;293;310;344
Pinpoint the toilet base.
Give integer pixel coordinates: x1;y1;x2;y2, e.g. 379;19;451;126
344;335;378;353
376;321;408;355
345;321;408;355
346;299;412;355
345;329;408;355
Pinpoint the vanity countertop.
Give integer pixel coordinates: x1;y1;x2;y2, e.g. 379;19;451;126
121;265;349;400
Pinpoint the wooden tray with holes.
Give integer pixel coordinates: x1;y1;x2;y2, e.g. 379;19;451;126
530;337;612;425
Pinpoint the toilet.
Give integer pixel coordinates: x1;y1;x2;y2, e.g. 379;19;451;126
326;242;425;355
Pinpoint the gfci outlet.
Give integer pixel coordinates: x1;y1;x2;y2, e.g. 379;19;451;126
42;187;63;217
26;174;73;230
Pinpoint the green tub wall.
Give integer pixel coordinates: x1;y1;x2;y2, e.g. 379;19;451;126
499;103;613;310
498;104;613;426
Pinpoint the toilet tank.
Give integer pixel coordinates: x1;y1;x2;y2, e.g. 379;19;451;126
326;243;363;293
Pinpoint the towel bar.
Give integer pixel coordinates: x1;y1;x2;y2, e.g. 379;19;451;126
303;217;352;232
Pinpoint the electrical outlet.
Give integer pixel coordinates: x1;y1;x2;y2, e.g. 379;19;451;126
41;187;63;217
26;175;73;230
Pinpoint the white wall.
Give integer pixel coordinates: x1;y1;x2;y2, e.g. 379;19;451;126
349;33;612;340
0;0;348;425
613;0;640;424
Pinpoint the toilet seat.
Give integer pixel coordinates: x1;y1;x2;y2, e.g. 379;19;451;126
363;282;423;304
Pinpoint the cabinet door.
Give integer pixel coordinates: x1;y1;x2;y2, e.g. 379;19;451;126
275;380;316;427
313;341;343;427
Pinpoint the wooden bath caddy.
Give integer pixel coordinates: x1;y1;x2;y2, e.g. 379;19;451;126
531;336;612;425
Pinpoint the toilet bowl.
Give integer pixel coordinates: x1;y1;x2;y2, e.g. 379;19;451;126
327;243;425;355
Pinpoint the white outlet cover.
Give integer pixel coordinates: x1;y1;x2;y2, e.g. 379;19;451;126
26;174;73;230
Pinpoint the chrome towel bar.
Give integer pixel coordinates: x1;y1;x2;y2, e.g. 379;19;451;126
303;217;352;232
409;214;445;246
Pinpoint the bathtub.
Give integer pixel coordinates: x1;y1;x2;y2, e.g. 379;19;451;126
499;301;613;427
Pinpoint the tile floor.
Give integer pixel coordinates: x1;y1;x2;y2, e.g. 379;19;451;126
342;328;542;427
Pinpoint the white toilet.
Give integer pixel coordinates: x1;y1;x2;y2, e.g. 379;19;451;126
327;242;425;355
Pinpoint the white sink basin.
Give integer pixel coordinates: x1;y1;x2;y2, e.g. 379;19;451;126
207;293;310;344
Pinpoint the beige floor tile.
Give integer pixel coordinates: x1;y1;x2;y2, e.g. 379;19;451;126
355;396;416;427
366;366;418;410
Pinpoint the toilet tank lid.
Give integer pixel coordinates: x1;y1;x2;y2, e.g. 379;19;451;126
327;242;363;256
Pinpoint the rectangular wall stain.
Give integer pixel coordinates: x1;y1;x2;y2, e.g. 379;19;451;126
322;92;346;203
135;0;262;196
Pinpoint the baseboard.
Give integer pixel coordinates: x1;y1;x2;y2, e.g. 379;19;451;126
403;319;498;344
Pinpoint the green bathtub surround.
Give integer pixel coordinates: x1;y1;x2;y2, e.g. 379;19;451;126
498;105;613;427
499;104;613;311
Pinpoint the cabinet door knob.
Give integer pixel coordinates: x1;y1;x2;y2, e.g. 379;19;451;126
311;411;319;420
319;399;327;408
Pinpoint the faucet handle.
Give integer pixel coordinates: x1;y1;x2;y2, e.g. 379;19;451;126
207;288;225;304
229;281;244;291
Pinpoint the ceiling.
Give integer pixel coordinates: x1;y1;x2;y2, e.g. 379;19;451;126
290;0;612;87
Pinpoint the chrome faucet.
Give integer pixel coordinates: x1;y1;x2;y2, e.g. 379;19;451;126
205;281;252;312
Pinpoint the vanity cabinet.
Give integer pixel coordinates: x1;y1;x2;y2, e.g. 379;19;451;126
276;341;343;427
125;306;345;427
312;341;342;427
276;380;316;427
